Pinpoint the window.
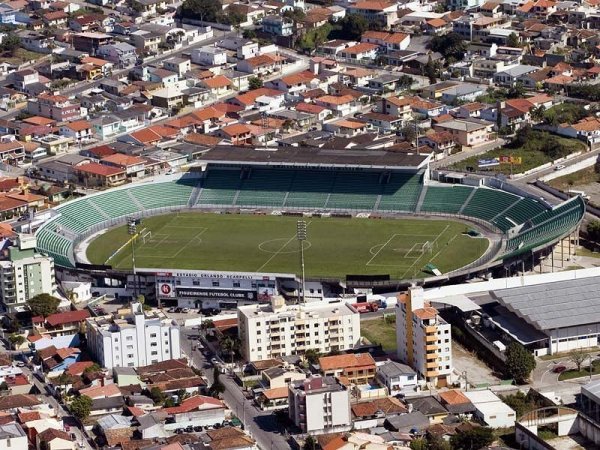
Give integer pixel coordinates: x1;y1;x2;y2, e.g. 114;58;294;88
126;336;133;341
151;351;158;356
233;282;240;288
192;280;200;286
127;354;134;358
150;333;157;338
212;281;220;287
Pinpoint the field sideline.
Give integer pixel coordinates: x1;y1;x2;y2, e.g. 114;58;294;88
86;213;489;279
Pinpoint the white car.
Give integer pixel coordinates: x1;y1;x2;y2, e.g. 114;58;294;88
554;164;565;171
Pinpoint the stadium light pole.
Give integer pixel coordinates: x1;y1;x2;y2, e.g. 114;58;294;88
128;218;137;298
297;220;307;304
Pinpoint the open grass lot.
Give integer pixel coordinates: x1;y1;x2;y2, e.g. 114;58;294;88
4;48;46;65
86;213;488;279
548;166;600;190
361;318;397;353
450;137;585;175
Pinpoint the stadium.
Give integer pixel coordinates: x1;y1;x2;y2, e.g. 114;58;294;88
35;146;585;291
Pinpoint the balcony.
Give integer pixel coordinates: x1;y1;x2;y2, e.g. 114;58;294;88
426;361;437;369
425;334;437;343
424;326;437;334
426;344;438;351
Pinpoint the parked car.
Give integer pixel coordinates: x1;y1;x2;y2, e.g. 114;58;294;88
553;365;566;373
554;164;565;171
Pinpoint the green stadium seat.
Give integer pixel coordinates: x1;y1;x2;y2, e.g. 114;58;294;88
327;172;380;210
378;172;423;212
130;181;195;210
461;188;520;222
420;185;474;214
285;170;334;208
196;169;241;206
236;169;291;208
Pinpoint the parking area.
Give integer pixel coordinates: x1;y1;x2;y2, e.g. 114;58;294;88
453;342;500;387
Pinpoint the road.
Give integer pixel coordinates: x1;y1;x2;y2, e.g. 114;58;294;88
179;328;290;450
430;138;507;169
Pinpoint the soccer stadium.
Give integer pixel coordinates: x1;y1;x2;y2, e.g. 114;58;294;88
35;146;585;285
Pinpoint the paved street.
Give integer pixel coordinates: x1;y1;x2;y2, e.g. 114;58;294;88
430;138;507;170
179;328;290;450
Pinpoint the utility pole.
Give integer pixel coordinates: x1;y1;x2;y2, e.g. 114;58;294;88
297;220;307;304
128;218;138;298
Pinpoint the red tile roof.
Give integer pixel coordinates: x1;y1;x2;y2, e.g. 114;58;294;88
44;309;90;327
162;395;223;414
76;162;125;177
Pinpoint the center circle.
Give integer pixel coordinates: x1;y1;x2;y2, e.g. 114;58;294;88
258;238;312;254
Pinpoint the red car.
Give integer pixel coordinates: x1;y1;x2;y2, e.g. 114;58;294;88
553;365;567;373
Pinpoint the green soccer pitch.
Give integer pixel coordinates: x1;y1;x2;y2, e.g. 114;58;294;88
86;213;489;279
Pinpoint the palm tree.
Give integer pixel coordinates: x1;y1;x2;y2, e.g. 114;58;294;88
218;335;240;363
531;104;546;123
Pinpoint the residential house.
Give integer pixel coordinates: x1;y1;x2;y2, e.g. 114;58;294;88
161;395;226;430
18;31;55;54
130;30;161;55
338;43;379;62
419;131;456;157
262;15;294;36
214;124;252;146
463;390;516;428
200;75;233;98
376;361;418;393
96;43;137;69
438;390;476;417
269;71;318;97
379;96;413;123
74;162;127;187
190;47;227;66
151;86;184;110
101;153;146;178
42;10;68;27
163;57;191;77
236;53;282;75
433;118;493;147
493;64;539;86
557;117;600;145
360;112;402;132
315;94;357;117
59;120;93;143
27;94;82;122
71;32;112;54
348;1;398;28
318;353;377;385
229;87;285;111
32;310;90;338
361;30;410;52
35;428;75;450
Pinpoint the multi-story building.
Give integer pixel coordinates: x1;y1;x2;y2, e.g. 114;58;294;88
27;94;83;122
288;375;351;435
237;296;360;362
0;235;56;313
86;302;180;369
396;286;452;388
347;1;398;28
318;353;377;385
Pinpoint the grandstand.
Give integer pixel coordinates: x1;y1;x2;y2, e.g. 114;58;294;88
34;146;585;280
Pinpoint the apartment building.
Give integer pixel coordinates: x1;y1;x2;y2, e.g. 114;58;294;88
237;296;360;362
86;302;181;369
348;1;398;28
288;375;351;435
0;235;56;313
318;353;376;385
396;286;452;387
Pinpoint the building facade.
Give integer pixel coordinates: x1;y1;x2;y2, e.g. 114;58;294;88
86;302;181;369
237;296;361;362
288;375;351;435
0;235;56;312
396;286;452;387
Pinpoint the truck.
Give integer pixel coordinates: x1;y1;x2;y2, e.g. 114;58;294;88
351;302;379;313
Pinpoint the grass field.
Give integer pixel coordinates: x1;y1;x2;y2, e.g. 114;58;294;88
361;318;397;353
86;213;489;278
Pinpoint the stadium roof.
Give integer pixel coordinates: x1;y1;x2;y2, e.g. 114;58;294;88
200;146;431;169
490;277;600;331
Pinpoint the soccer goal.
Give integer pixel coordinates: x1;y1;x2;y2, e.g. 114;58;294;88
141;230;152;244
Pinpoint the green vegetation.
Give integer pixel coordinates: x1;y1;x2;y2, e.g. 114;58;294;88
70;395;93;421
27;293;61;317
548;166;600;190
542;103;589;126
297;23;332;53
451;129;585;175
500;391;545;418
87;213;488;279
558;359;600;380
248;76;263;90
361;318;397;352
587;220;600;247
450;427;495;450
568;84;600;102
178;0;245;25
3;48;45;65
505;342;535;384
429;32;466;63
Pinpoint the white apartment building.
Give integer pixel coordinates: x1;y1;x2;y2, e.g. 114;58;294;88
396;286;452;387
237;296;360;362
0;235;56;312
288;375;351;435
86;302;180;369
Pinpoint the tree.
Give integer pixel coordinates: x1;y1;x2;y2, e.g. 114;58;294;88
0;33;21;56
506;32;520;48
398;74;415;90
588;220;600;245
303;435;317;450
505;342;535;384
424;55;437;84
209;367;225;397
248;76;263;90
27;293;61;317
530;104;546;122
283;7;305;22
304;349;321;366
0;382;8;391
178;0;220;23
243;29;256;40
8;334;25;349
200;319;214;334
400;123;417;144
218;335;240;363
70;395;92;421
450;427;494;450
429;32;466;62
428;437;452;450
570;348;589;372
149;386;166;404
410;438;428;450
335;14;368;41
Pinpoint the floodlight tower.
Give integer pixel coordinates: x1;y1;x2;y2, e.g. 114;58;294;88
297;220;307;304
128;218;137;298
